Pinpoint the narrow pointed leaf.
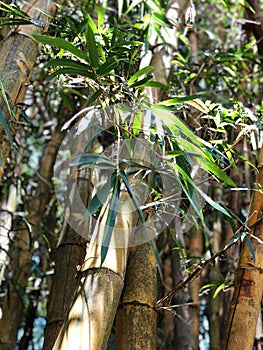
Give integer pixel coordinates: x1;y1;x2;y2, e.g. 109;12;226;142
45;58;90;70
83;172;116;219
128;75;154;88
244;234;255;263
97;59;118;76
86;90;102;106
70;154;117;169
101;175;120;265
46;68;96;82
0;80;14;118
128;66;153;86
32;35;90;63
85;24;99;68
0;108;13;144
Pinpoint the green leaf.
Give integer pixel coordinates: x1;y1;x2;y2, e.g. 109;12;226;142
0;108;13;144
244;234;255;263
196;187;231;217
157;94;207;106
83;173;116;219
0;80;15;118
172;138;235;186
85;13;98;33
151;105;208;148
0;18;32;26
70;153;117;169
0;2;30;18
97;58;118;76
101;174;120;265
32;35;90;63
125;0;142;13
45;68;96;82
86;90;102;106
199;157;236;187
85;24;99;68
128;75;153;88
45;58;90;71
128;66;153;86
171;162;204;222
152;12;171;27
213;282;226;299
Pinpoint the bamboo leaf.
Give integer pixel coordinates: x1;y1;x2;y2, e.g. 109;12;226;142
0;2;30;18
32;35;90;63
196;186;231;217
83;173;116;219
156;94;206;106
0;80;15;118
244;235;255;263
128;66;153;86
128;75;153;88
171;163;204;224
70;153;117;169
97;58;118;76
184;99;209;113
45;68;96;82
0;108;13;144
151;105;208;148
213;282;226;299
85;24;99;68
86;90;102;106
199;157;236;187
0;18;32;26
173;138;235;186
45;58;90;70
101;174;120;265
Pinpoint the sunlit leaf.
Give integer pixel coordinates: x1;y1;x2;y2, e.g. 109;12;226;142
127;66;153;86
157;94;207;106
213;282;226;299
129;74;153;88
184;99;209;113
0;2;30;18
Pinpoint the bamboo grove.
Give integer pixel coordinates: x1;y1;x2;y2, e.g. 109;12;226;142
0;0;263;349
